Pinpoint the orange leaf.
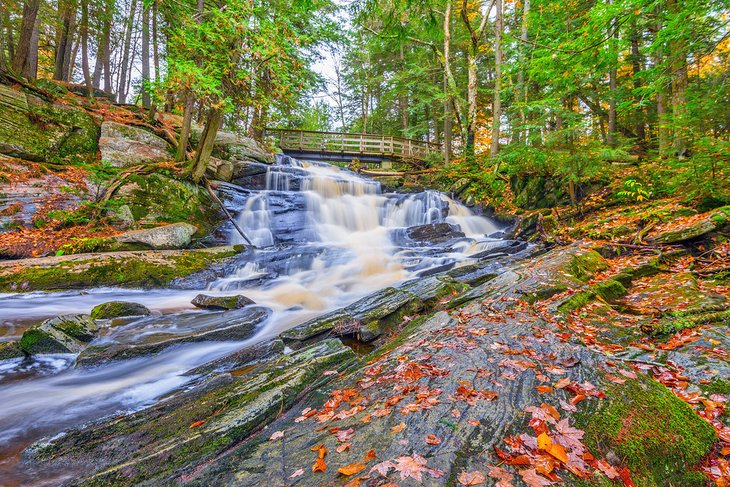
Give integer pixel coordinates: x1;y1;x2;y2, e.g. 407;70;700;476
336;442;351;453
425;434;442;445
537;432;552;451
458;470;486;485
338;462;367;476
364;449;376;462
548;443;569;463
391;422;407;433
189;420;206;429
312;457;327;473
536;385;554;394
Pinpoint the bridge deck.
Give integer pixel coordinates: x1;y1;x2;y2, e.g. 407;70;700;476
265;128;441;162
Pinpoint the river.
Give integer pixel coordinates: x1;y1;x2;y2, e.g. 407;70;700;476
0;157;508;482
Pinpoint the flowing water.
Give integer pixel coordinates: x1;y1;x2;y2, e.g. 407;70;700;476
0;156;510;480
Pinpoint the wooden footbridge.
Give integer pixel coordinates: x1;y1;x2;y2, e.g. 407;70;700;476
265;128;441;166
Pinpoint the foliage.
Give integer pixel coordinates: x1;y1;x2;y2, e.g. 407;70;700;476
616;179;652;204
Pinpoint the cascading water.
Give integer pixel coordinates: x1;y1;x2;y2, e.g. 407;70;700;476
0;155;514;478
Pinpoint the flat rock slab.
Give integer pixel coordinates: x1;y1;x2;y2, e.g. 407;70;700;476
99;121;169;167
76;306;272;366
115;222;198;249
0;245;242;291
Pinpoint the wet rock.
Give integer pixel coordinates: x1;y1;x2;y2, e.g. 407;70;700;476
280;309;354;343
19;314;99;355
115;222;198;249
99;121;169;167
184;338;285;376
76;306;271;366
406;222;465;245
191;293;255;310
0;341;24;360
0;246;242;292
398;275;469;307
89;301;152;319
30;339;355;484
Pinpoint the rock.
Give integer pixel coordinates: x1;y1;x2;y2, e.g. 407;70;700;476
106;204;135;229
280;287;424;344
206;157;234;182
19;314;99;355
0;246;242;292
115;173;219;232
90;301;152;319
406;222;465;245
0;341;25;360
191;127;274;164
115;222;198;249
191;294;255;310
649;215;717;244
76;306;271;366
99;121;169;167
29;339;355;484
0;84;99;164
184;338;285;376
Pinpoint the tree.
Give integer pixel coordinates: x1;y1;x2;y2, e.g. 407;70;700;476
12;0;41;78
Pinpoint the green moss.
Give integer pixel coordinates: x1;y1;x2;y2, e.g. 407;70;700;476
558;290;596;313
18;328;58;354
90;301;151;319
0;247;240;292
0;341;25;360
576;378;716;486
594;279;628;302
703;378;730;396
647;309;730;336
569;250;610;282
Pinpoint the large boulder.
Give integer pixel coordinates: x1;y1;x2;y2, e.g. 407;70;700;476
0;341;24;360
19;314;99;355
0;84;99;164
99;121;169;167
115;173;219;231
191;127;274;164
115;222;198;249
191;294;255;310
90;301;152;319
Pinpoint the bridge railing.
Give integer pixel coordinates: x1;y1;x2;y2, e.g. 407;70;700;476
264;128;441;160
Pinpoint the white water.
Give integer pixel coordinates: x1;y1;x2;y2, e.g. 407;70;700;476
0;158;506;468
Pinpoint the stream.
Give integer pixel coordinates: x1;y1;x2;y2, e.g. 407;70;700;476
0;157;511;479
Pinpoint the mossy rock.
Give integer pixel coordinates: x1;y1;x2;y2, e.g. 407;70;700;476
115;173;220;235
0;341;25;360
0;84;99;164
557;290;596;313
576;378;716;486
594;279;628;302
19;314;98;354
191;294;255;310
568;250;610;282
90;301;152;319
0;246;242;292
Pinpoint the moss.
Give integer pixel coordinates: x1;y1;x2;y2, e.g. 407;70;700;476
0;247;240;292
90;301;151;319
646;309;730;336
569;250;610;282
594;279;628;302
0;341;25;360
576;378;716;486
703;378;730;396
18;328;59;354
558;290;596;313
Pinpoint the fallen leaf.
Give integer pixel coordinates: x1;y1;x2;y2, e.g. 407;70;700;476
338;462;367;476
269;430;284;440
536;385;554;394
312;457;327;473
289;468;304;478
364;449;376;462
189;420;205;429
554;378;571;389
323;370;339;376
336;442;351;453
468;419;480;426
519;468;554;486
426;434;442;445
391;422;407;433
458;470;486;485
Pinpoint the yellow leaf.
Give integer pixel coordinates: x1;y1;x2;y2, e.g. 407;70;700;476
537;432;552;451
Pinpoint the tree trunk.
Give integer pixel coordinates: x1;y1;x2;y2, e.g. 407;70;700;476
141;4;151;107
152;0;160;84
102;0;112;91
490;0;503;159
53;0;77;82
398;44;408;134
12;0;41;79
629;18;645;149
442;0;452;165
80;0;93;97
177;97;194;162
517;0;530;143
118;0;136;103
190;109;222;183
668;0;688;155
